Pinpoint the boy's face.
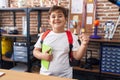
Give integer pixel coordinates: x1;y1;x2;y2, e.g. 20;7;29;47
48;10;67;30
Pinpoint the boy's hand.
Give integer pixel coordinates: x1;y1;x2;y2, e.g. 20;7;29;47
78;33;89;46
42;49;53;61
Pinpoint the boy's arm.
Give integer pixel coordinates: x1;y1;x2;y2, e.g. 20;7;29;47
33;47;53;61
73;33;89;60
33;47;43;59
73;44;88;60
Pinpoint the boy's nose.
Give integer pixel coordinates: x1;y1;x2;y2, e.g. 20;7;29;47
55;16;59;19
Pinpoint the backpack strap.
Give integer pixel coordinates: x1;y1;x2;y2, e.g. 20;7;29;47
41;30;51;44
65;30;73;65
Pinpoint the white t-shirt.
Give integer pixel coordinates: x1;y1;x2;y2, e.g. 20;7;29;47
34;31;80;78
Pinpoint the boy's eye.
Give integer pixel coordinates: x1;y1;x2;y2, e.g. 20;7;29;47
58;14;63;18
51;15;56;18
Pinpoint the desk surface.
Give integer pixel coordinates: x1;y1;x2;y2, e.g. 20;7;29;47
0;69;75;80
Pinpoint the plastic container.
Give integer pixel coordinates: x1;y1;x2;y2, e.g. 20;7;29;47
1;37;13;55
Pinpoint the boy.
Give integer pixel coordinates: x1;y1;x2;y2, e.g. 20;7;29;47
33;5;89;78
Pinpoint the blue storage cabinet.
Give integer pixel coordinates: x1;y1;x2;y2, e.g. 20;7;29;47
13;42;33;62
101;45;120;74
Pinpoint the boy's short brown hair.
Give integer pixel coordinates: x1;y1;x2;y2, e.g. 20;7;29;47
48;5;69;18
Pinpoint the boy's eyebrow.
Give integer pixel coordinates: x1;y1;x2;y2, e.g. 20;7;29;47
51;11;63;15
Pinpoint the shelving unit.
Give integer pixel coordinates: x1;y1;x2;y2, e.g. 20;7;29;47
73;39;120;80
0;7;50;72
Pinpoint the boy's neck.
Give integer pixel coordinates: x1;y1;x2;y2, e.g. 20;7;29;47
52;29;65;33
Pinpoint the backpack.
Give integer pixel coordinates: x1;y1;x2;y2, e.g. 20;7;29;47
40;30;75;66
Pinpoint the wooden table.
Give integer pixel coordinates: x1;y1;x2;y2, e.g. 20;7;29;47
0;69;75;80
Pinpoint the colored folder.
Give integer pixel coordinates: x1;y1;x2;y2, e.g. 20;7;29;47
41;44;52;70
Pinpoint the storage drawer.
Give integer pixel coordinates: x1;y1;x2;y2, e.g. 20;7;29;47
14;56;27;62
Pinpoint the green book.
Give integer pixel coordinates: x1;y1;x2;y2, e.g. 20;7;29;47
41;44;52;70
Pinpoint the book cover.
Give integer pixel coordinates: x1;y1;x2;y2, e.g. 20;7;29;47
41;44;52;70
0;72;5;77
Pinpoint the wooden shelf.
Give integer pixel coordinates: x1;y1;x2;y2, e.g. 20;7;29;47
73;65;120;77
73;66;100;73
101;72;120;76
90;38;120;43
1;33;37;37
